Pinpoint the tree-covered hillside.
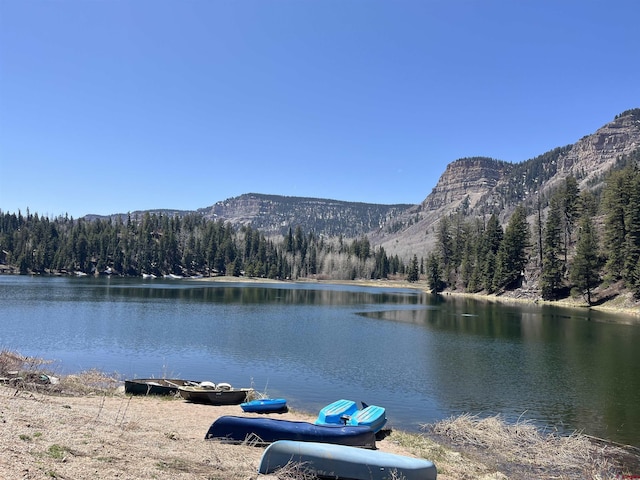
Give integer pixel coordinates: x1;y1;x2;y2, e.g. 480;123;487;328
422;150;640;302
0;210;407;281
2;153;639;305
198;193;413;237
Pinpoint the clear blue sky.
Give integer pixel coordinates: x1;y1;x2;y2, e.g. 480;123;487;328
1;1;638;218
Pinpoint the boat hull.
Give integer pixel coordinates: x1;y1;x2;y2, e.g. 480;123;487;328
178;386;253;405
240;398;288;413
124;379;199;396
205;416;376;448
258;440;437;480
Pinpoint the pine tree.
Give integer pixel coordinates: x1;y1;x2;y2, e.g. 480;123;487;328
483;250;497;292
602;169;629;280
407;254;419;282
480;214;503;293
485;214;503;254
459;226;475;290
541;195;564;299
535;193;543;267
561;176;580;264
426;253;444;293
493;204;530;291
285;227;294;253
623;168;640;296
570;192;601;305
465;220;485;293
437;216;454;285
372;247;389;279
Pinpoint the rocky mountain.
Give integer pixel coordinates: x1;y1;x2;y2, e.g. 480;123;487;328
368;108;640;258
87;109;640;261
196;193;412;238
423;157;512;212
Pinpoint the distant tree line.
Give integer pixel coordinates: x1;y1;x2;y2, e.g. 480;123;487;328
0;210;407;281
1;151;639;303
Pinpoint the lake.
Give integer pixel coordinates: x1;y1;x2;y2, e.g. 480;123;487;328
1;275;639;446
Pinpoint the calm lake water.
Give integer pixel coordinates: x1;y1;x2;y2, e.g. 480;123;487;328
2;275;639;446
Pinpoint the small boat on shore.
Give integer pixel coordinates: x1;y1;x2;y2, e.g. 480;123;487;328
240;398;288;413
124;378;200;396
178;383;254;405
348;404;387;433
258;440;437;479
314;399;358;425
315;399;387;433
205;416;376;448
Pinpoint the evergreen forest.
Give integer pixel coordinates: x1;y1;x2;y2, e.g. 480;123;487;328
1;155;639;303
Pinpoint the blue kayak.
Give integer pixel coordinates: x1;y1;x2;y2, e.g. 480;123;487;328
258;440;437;480
205;416;376;448
240;398;287;413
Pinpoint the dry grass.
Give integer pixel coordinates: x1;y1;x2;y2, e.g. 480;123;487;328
0;348;53;375
424;413;634;479
0;348;121;396
385;428;505;479
262;461;319;480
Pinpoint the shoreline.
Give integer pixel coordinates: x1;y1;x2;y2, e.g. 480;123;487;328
192;275;640;321
2;269;639;320
2;377;638;480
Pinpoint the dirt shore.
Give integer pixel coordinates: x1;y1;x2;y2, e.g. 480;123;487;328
3;382;638;480
0;384;457;480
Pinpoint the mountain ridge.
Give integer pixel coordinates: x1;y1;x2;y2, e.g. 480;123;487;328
85;108;640;260
195;193;413;238
368;109;640;257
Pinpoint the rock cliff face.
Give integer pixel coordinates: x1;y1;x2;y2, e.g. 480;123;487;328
370;109;640;258
197;193;412;238
423;157;512;212
553;110;640;189
433;110;640;216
